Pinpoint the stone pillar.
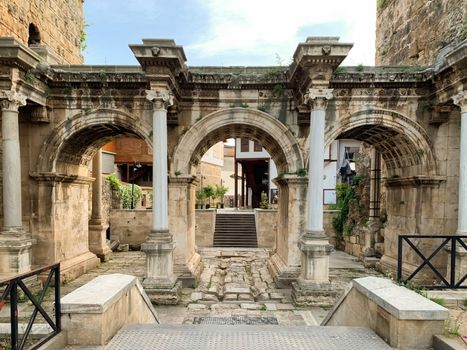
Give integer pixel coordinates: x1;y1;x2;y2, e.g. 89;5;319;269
0;90;35;276
293;88;337;304
450;91;467;282
268;176;307;287
169;176;202;286
141;89;180;304
361;148;382;267
88;150;112;261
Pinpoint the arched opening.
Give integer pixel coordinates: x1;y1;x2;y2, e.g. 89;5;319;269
172;108;304;284
33;109;153;277
325;109;441;280
28;23;41;46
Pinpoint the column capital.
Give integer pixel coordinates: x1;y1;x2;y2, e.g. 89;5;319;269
304;88;333;110
0;90;27;112
453;91;467;113
145;89;174;111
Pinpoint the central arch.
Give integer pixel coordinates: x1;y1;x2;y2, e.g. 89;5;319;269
171;108;304;175
171;108;306;286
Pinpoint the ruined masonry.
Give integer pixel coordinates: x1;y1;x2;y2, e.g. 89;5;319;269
0;33;465;302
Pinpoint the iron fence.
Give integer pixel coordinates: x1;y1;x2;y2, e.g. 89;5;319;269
397;235;467;289
0;263;61;350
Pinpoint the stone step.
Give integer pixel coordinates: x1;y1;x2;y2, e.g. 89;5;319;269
106;324;392;349
213;212;257;248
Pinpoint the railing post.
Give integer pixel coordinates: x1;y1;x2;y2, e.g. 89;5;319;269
450;237;456;288
54;264;61;330
397;236;403;282
10;281;18;350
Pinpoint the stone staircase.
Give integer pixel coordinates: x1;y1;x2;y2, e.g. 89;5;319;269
213;212;257;248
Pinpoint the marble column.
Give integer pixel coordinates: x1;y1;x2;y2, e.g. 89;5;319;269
141;89;179;302
453;92;467;236
297;88;334;288
0;90;34;276
88;149;112;261
450;91;467;283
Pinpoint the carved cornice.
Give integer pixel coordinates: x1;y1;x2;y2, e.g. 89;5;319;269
145;89;174;111
453;91;467;112
30;172;94;184
304;88;333;110
0;90;27;111
383;175;446;188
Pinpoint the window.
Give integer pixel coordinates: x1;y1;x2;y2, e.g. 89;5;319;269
253;141;262;152
28;23;41;46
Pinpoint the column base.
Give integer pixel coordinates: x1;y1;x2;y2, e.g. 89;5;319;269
88;221;112;262
291;279;339;306
60;251;101;282
175;251;203;287
143;280;182;305
141;230;178;292
298;233;333;283
0;228;35;277
267;252;300;288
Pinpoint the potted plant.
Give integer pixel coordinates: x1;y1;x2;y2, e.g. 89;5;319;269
215;184;228;208
195;189;206;209
203;185;215;209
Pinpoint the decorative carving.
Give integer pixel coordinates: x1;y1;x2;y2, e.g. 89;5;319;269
0;90;27;111
322;45;331;55
151;47;161;56
453;91;467;112
304;88;333;110
145;89;174;110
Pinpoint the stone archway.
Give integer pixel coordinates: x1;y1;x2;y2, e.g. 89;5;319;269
32;108;152;279
172;108;304;175
324;108;443;277
171;108;305;286
325;108;437;177
37;108;152;175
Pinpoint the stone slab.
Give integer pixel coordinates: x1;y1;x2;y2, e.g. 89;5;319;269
106;324;392;349
61;274;136;313
353;277;449;320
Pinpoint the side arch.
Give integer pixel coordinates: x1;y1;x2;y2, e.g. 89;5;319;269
36;108;152;174
171;108;304;175
324;108;437;176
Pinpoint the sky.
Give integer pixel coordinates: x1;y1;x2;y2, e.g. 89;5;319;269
84;0;376;67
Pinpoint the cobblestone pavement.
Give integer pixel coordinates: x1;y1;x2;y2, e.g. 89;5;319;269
156;248;383;326
3;248;466;342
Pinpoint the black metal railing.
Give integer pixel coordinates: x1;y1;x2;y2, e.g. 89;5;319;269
0;263;61;350
397;235;467;289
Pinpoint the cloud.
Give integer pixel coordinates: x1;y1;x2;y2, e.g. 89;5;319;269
187;0;376;66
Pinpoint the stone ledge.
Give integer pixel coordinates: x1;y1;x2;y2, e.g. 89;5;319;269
61;274;137;314
353;276;449;320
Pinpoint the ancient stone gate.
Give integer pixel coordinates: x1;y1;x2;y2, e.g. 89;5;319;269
0;36;465;294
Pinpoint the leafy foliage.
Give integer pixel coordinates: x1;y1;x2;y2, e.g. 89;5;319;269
105;174;142;209
331;175;366;242
215;185;228;203
259;191;271;209
119;183;142;209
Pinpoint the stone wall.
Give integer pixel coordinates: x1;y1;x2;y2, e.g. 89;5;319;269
376;0;466;65
255;209;277;249
195;209;216;247
324;210;339;247
109;209;151;248
0;0;84;64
